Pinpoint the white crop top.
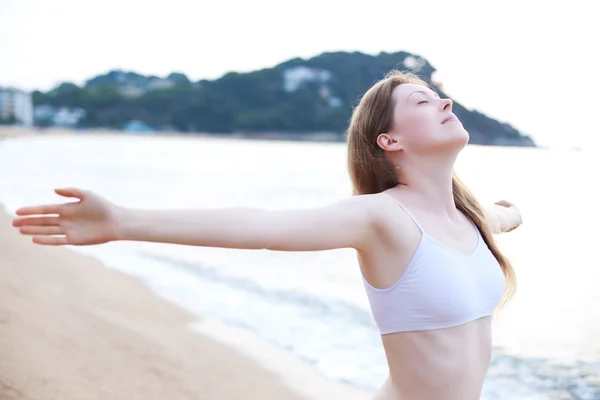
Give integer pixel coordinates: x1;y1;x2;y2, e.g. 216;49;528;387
362;195;506;334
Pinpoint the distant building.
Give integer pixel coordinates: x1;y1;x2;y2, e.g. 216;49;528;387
52;107;87;127
33;105;86;127
283;66;331;92
403;56;426;72
0;87;33;126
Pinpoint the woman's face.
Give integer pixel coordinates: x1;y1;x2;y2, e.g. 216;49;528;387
384;83;469;155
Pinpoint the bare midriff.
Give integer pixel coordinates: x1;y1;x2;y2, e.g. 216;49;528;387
373;316;493;400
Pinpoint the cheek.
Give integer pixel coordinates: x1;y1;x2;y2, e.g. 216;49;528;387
398;112;438;142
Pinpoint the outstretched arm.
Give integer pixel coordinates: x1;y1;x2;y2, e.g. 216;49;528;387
485;200;522;233
118;198;378;251
13;188;380;252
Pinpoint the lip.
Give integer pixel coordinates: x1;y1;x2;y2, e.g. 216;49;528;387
442;114;459;124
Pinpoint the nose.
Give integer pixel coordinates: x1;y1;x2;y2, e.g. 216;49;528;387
440;98;453;111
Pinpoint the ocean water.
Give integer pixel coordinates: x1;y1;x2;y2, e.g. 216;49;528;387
1;133;599;399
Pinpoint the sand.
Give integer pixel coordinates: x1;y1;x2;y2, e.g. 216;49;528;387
0;209;316;399
0;128;376;400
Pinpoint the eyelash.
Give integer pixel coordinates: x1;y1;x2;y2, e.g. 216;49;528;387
418;100;428;104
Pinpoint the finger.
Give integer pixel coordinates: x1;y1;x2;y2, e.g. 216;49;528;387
55;187;86;200
12;216;60;227
32;236;69;246
19;226;64;236
15;204;63;216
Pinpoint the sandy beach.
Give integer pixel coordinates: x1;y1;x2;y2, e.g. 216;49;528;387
0;128;374;400
0;208;313;400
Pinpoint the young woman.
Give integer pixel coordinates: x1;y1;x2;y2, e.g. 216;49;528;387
12;70;522;400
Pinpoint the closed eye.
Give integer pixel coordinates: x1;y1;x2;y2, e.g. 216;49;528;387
418;100;428;104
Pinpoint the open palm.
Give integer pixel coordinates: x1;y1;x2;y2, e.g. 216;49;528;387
12;188;123;246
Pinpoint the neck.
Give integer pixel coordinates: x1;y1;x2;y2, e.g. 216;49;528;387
394;153;458;216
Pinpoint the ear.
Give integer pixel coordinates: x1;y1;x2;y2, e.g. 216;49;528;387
376;133;403;152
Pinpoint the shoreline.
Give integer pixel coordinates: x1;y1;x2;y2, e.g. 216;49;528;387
1;125;544;148
1;125;346;143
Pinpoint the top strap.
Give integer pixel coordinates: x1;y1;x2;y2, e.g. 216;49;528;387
383;192;425;233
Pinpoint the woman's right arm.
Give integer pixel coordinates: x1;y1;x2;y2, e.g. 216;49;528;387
13;187;383;252
118;196;378;251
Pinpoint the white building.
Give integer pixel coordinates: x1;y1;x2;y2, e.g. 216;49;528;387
0;87;34;126
283;66;331;92
52;107;86;126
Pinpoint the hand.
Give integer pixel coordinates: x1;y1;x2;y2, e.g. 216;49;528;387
12;187;124;246
493;199;522;232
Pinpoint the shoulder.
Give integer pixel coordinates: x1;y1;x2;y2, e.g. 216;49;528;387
343;191;417;243
338;191;397;220
339;192;423;264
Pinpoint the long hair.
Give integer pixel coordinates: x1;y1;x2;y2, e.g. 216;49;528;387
346;70;516;311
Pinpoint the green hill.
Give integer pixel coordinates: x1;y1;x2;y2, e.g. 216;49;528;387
32;51;535;146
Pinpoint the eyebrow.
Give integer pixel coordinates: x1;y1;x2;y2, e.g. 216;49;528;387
407;90;440;101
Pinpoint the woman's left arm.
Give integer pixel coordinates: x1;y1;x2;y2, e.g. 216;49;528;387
485;200;523;233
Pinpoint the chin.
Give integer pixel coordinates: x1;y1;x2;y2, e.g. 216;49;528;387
414;129;470;155
448;128;470;148
433;133;469;157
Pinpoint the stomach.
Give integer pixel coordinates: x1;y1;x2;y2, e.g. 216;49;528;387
374;316;493;400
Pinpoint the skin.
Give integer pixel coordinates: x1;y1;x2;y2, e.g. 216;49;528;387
12;84;522;399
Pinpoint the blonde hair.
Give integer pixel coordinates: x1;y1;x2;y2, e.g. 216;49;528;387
346;70;516;310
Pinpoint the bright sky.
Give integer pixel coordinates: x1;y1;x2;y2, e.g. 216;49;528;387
1;0;597;148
